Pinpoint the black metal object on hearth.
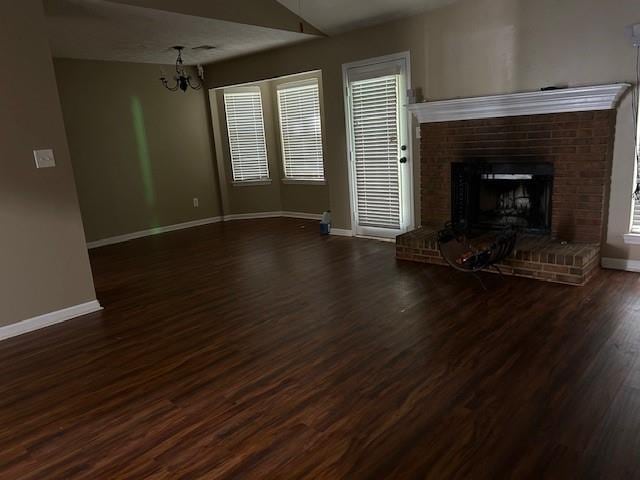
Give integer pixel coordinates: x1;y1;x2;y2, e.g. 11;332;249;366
437;222;517;290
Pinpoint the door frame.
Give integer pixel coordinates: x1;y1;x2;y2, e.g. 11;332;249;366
342;51;415;239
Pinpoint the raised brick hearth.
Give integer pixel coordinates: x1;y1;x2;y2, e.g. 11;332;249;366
396;227;600;286
397;103;619;285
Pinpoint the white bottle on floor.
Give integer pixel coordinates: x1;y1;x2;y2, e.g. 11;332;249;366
320;210;331;235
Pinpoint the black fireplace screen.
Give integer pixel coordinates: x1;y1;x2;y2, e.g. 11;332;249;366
452;162;553;233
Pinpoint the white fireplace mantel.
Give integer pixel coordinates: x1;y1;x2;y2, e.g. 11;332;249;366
408;84;630;123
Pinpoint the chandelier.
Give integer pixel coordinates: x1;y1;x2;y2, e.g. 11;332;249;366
160;46;204;92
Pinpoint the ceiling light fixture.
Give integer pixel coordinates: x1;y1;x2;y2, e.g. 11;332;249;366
160;46;203;92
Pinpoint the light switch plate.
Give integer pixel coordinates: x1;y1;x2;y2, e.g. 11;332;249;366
34;149;56;169
627;23;640;47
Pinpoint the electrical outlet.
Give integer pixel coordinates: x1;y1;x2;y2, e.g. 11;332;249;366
193;197;199;208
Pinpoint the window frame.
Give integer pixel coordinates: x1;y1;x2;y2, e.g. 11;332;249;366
624;95;640;244
223;86;271;185
275;78;326;185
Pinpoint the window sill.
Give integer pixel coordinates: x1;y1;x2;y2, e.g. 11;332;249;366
232;179;272;187
624;233;640;245
281;178;326;185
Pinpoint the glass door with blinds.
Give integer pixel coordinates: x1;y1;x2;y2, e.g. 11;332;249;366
343;53;413;238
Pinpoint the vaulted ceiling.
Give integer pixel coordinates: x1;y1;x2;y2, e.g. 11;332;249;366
275;0;458;35
44;0;458;65
44;0;323;65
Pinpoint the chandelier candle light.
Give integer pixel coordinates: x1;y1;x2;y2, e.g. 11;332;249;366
160;46;204;92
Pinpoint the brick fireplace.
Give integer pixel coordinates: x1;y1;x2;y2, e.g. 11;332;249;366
421;110;616;242
396;84;629;285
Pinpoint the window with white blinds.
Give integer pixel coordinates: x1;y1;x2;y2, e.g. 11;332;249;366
632;156;640;232
349;75;401;229
277;81;325;180
631;72;640;233
223;90;270;182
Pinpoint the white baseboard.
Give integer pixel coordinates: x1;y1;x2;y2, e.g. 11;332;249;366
87;212;327;250
222;211;282;221
0;300;103;341
330;230;396;242
330;228;354;237
281;211;323;221
601;257;640;273
223;211;323;221
87;217;223;249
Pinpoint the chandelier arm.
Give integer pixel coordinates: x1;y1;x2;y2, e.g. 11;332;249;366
187;77;202;90
161;77;180;92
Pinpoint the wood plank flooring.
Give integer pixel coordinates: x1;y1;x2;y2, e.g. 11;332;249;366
1;218;640;479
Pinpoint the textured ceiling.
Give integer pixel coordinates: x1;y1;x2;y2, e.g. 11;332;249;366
44;0;320;65
276;0;458;35
106;0;323;35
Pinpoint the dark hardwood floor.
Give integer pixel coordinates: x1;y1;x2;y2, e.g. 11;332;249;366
1;218;640;479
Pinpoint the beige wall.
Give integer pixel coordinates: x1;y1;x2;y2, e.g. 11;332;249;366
203;16;429;230
210;83;284;214
271;72;331;214
209;71;330;215
0;2;97;326
424;0;639;260
204;0;640;261
55;59;222;242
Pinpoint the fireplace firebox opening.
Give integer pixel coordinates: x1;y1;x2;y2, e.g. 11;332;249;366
452;162;553;234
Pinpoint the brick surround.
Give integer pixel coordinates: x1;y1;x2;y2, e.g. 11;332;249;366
420;110;617;243
397;108;619;286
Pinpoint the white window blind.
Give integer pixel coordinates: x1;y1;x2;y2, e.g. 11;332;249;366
350;75;401;229
632;156;640;232
631;63;640;233
224;90;270;182
632;93;640;232
277;81;325;180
